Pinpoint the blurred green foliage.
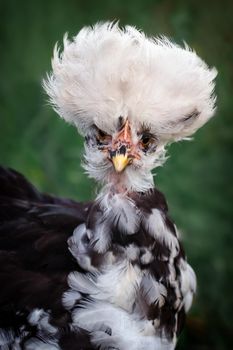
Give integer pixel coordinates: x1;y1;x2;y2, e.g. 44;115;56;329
0;0;232;348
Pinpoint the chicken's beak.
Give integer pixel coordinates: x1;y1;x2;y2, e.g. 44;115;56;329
111;151;130;173
110;120;132;173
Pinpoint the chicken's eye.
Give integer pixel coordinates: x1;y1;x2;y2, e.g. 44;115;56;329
139;132;157;152
98;129;107;138
140;133;153;147
141;136;151;146
96;129;111;146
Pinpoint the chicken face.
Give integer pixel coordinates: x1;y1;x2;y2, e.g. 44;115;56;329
84;117;165;193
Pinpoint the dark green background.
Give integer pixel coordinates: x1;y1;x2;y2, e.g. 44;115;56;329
1;0;232;348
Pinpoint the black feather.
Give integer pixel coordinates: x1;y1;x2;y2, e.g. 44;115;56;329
0;167;91;347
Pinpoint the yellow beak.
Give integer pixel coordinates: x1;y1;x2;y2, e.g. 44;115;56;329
112;153;130;173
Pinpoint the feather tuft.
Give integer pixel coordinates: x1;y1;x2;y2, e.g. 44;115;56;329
44;21;217;142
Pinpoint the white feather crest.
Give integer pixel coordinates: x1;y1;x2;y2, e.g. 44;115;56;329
44;21;217;142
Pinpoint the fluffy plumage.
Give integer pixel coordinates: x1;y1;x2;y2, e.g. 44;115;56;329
0;169;194;349
44;22;216;192
44;22;216;141
0;21;216;350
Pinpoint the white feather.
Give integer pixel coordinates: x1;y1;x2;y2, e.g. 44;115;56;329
125;243;140;261
98;192;140;235
90;218;112;254
83;142;112;182
68;271;100;296
95;261;142;311
0;328;14;346
140;248;154;265
73;300;175;350
140;274;167;307
27;309;44;325
179;259;197;312
62;289;82;310
27;309;57;334
0;328;28;349
144;209;179;255
67;261;142;312
44;21;216;142
68;224;97;272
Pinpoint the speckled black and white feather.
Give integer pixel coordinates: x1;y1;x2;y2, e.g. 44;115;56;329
0;167;196;349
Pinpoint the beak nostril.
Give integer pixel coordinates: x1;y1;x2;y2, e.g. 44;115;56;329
119;145;126;155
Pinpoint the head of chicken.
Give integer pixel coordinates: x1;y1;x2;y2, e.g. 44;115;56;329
44;22;217;194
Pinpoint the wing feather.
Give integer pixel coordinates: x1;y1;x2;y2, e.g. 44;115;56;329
0;167;90;341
